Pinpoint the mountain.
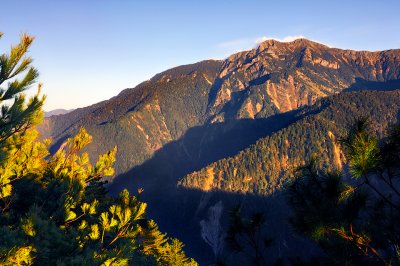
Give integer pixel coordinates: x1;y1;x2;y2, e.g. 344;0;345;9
44;108;73;117
38;39;400;177
37;39;400;263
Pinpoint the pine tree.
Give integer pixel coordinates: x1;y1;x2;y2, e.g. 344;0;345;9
287;120;400;265
0;125;197;265
224;206;273;266
0;33;44;147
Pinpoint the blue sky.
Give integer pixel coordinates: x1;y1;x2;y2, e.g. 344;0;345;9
1;0;399;111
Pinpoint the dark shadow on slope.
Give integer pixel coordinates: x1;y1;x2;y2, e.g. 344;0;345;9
48;134;70;154
343;78;400;92
109;108;311;196
248;74;271;86
108;107;328;264
151;187;321;265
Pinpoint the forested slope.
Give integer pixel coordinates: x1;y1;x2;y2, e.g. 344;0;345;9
180;90;400;195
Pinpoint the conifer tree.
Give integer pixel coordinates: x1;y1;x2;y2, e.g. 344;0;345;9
1;128;197;265
0;32;44;147
287;120;400;265
224;206;273;266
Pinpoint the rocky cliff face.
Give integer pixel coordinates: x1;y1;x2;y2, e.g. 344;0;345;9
207;39;400;121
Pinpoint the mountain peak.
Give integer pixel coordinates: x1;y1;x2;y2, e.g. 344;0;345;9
257;38;329;52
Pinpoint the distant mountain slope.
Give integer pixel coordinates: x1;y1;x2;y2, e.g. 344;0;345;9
44;108;73;117
39;60;222;174
179;90;400;195
38;39;400;179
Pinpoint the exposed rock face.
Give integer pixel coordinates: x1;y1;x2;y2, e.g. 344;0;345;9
200;201;224;257
207;38;400;120
38;39;400;178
